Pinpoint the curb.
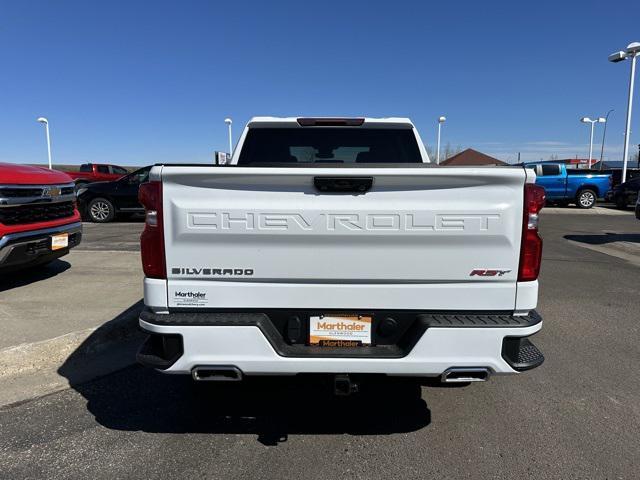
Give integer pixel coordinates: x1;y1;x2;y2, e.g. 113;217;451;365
0;301;144;408
543;206;631;215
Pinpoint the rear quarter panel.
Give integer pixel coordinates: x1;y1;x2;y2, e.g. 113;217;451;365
566;174;611;198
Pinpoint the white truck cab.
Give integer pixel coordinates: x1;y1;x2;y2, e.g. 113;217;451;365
136;117;545;392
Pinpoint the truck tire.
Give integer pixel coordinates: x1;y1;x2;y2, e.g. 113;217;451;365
615;197;627;209
576;189;596;209
87;197;115;223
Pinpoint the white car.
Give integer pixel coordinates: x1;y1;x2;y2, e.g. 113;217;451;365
135;117;545;393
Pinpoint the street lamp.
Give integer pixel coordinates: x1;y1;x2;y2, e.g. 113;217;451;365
36;117;52;169
224;118;233;155
598;109;614;170
608;41;640;183
436;116;446;165
580;116;606;169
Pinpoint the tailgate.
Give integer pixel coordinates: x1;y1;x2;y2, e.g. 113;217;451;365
161;166;526;310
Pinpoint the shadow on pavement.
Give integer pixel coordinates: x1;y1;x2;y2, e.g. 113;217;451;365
58;301;433;444
0;259;71;292
565;232;640;245
68;365;432;445
57;300;145;387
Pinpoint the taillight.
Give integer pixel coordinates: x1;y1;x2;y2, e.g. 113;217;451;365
518;184;545;282
139;181;166;279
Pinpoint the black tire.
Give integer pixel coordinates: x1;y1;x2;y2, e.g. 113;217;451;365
87;197;115;223
576;189;597;209
615;197;627;210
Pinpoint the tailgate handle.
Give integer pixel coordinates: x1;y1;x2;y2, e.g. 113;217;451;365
314;177;373;193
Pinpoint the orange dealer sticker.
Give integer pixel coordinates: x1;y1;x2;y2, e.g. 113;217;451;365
309;314;372;346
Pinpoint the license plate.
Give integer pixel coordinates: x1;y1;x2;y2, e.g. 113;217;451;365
309;314;372;347
51;233;69;251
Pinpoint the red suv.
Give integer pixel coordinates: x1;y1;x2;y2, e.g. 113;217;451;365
0;163;82;272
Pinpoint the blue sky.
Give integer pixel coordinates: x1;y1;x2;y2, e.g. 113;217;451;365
0;0;639;165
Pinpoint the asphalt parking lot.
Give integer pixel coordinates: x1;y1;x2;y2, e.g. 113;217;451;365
78;220;144;252
0;222;143;350
1;209;639;479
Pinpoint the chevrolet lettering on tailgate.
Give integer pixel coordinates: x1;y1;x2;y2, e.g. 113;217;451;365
187;211;502;233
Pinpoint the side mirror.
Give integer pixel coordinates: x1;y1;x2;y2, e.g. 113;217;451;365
214;151;231;165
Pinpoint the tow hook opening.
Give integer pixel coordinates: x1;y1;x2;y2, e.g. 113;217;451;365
192;366;243;382
440;368;491;383
334;374;359;396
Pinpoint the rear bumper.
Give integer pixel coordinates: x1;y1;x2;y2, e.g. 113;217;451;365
138;309;544;376
0;221;82;271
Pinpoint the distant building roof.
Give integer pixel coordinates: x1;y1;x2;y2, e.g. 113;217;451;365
440;148;508;166
531;158;594;164
559;158;591;164
595;160;640;170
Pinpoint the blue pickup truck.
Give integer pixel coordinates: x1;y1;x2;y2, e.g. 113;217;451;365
523;162;612;209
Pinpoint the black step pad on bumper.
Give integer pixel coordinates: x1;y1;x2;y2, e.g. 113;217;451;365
141;309;542;328
137;333;183;370
502;337;544;371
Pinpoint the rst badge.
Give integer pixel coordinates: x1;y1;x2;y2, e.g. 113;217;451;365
470;269;511;277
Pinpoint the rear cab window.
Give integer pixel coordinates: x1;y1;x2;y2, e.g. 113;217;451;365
110;166;128;175
237;128;423;166
540;164;561;176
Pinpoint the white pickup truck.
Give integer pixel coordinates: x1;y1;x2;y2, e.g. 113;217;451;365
136;117;545;393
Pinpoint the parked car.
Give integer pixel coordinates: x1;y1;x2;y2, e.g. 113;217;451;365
136;117;545;394
523;162;611;209
597;166;640;188
0;162;82;272
636;192;640;220
77;166;151;222
606;177;640;209
64;163;129;186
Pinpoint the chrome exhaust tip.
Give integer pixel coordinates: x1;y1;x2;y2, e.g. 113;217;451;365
441;367;490;383
192;366;243;382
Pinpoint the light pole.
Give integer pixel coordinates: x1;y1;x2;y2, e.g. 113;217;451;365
224;118;233;155
580;117;606;169
436;116;446;164
608;41;640;183
598;109;614;170
36;117;52;169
